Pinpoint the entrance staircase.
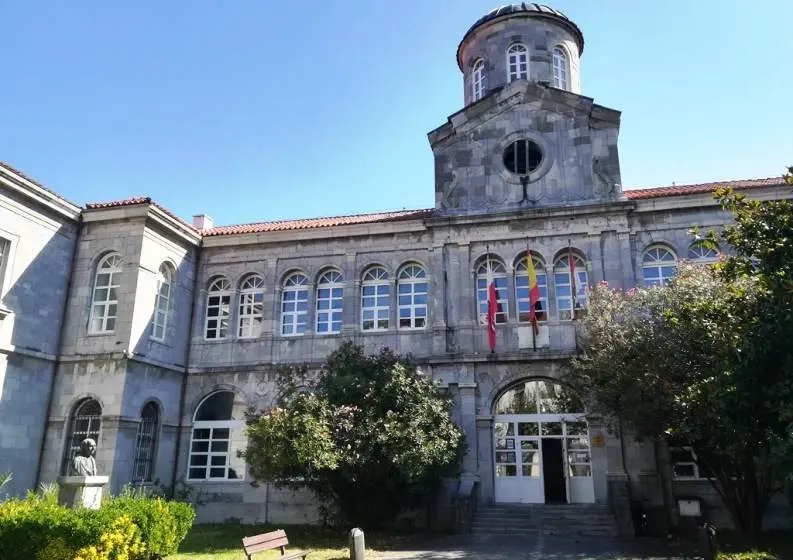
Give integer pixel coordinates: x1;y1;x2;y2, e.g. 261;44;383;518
471;504;619;538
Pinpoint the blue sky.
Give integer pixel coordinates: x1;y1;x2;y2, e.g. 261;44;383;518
2;1;791;227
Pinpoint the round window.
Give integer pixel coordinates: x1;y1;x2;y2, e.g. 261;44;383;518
503;139;543;176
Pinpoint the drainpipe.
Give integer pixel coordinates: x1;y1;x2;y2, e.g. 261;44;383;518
35;215;82;487
170;242;201;491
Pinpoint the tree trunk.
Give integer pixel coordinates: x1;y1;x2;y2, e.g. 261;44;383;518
654;437;679;534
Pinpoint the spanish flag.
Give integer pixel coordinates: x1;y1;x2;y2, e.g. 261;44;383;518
526;245;541;335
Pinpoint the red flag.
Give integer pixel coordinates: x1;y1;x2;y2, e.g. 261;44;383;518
487;281;497;352
568;245;577;317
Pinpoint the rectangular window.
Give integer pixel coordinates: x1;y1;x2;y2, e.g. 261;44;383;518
238;291;264;338
477;277;508;324
516;274;548;323
316;286;343;334
187;422;245;481
205;293;230;339
281;288;308;336
361;283;390;330
0;237;9;297
398;281;428;329
670;446;711;479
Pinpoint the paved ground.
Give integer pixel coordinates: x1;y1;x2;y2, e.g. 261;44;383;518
378;533;701;559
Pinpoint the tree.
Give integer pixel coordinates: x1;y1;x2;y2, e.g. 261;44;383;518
567;168;793;541
241;342;465;528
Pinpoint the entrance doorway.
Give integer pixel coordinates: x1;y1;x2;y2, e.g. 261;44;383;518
492;379;595;504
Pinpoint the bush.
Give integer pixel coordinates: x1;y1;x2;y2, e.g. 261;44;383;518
0;492;195;560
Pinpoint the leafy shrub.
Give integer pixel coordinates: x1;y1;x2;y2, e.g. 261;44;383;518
0;492;195;560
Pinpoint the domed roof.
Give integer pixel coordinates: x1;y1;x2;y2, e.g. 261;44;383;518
457;3;584;69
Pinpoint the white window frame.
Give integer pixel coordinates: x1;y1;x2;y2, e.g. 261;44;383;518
316;269;344;335
642;245;678;287
151;263;173;341
552;46;569;90
204;277;232;340
514;254;548;323
187;392;245;482
89;253;123;334
671;446;703;480
133;402;159;483
507;43;529;82
361;266;390;331
472;58;486;101
554;253;588;320
281;272;308;336
238;274;265;339
687;242;719;264
397;264;428;330
476;259;508;325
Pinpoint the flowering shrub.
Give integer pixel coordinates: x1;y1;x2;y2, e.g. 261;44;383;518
0;492;194;560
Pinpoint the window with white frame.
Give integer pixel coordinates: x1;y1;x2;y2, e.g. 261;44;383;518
361;266;390;331
188;391;245;481
61;398;102;475
642;246;678;286
507;43;528;82
316;270;344;334
552;46;569;90
281;272;308;336
688;242;719;263
472;58;487;101
554;253;588;320
515;254;548;323
397;264;428;329
90;253;122;334
238;274;264;338
0;237;9;297
670;446;712;479
133;402;159;483
151;263;173;341
205;277;231;340
476;258;508;324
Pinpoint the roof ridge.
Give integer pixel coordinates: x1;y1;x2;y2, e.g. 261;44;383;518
626;176;785;192
208;207;434;230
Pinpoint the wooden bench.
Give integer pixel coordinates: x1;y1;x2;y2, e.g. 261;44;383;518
242;529;309;560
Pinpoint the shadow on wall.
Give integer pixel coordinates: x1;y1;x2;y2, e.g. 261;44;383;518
0;223;77;497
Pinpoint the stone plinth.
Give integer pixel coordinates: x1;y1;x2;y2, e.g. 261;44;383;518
57;476;109;509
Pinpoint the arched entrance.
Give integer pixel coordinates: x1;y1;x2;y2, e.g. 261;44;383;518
493;379;594;504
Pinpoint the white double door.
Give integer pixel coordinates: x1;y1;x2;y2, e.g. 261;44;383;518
493;414;595;504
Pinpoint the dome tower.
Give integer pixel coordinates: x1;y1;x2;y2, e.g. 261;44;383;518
458;3;584;106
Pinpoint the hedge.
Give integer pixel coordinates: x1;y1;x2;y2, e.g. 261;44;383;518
0;493;195;560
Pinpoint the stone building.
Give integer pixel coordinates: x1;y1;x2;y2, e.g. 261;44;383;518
0;3;790;534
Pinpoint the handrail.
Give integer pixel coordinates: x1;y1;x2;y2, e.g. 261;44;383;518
453;479;480;533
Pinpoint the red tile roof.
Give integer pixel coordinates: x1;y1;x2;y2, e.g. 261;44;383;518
78;176;791;238
0;160;80;207
202;209;435;237
624;176;787;200
85;196;199;233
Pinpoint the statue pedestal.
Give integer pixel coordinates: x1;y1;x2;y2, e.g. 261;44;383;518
57;476;109;509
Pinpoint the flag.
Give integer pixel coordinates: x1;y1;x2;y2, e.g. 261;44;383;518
487;280;497;352
526;246;540;335
568;244;577;318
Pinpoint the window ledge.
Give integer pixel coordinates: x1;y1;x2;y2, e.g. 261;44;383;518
0;305;12;320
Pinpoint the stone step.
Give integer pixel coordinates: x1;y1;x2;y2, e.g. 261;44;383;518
471;504;619;538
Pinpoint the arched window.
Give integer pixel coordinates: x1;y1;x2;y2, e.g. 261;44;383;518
188;391;245;481
687;242;719;264
62;398;102;475
397;264;428;329
472;58;487;101
281;272;308;336
151;263;173;341
642;246;678;286
133;402;159;483
316;270;344;334
476;258;508;324
552;46;569;90
90;253;122;333
507;44;529;82
238;274;265;338
554;252;588;320
205;277;231;340
515;253;547;323
361;266;390;331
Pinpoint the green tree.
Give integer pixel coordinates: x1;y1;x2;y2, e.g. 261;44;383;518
242;342;465;528
567;168;793;541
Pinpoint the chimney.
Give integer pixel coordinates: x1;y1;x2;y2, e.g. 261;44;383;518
192;214;214;230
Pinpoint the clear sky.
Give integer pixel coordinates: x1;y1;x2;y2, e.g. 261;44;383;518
2;1;791;227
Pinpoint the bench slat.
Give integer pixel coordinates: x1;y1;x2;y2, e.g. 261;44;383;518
244;538;289;554
243;529;287;547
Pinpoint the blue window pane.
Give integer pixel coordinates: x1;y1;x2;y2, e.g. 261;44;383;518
414;294;427;305
399;308;411;318
557;286;571;297
362;286;375;296
296;323;306;333
554;273;569;284
332;321;342;332
297;301;308;311
398;295;411;306
380;296;390;306
661;266;676;277
332;299;343;309
363;310;374;320
284;291;295;301
415;283;428;292
317;323;328;333
283;324;293;335
331;288;343;298
398;284;411;294
317;288;330;298
516;287;529;299
415;307;426;317
363;297;375;308
377;285;390;295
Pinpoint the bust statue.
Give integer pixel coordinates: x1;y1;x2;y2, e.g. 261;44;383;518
70;438;98;476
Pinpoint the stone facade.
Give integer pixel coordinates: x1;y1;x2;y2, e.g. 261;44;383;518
0;3;790;534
